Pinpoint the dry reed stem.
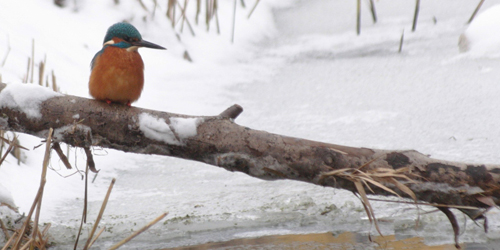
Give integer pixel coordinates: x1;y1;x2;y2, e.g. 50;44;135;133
195;0;201;24
1;232;17;250
51;70;58;92
214;0;220;34
19;238;33;250
38;60;45;86
356;0;361;35
205;0;211;30
136;0;149;12
0;143;14;167
167;0;176;26
368;0;377;23
73;162;89;250
1;35;10;67
87;226;105;249
180;0;188;33
231;0;237;43
247;0;259;19
398;29;404;53
412;0;420;32
11;179;45;249
23;57;30;83
176;1;196;36
0;137;29;151
467;0;485;24
82;178;116;250
31;128;53;248
0;131;4;155
0;219;9;239
108;212;168;250
30;39;35;83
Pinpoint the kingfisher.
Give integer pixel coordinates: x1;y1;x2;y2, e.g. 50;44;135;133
89;22;166;106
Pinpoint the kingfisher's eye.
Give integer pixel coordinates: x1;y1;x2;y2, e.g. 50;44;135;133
123;35;131;42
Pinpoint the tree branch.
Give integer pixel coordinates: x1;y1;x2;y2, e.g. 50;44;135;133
1;82;499;221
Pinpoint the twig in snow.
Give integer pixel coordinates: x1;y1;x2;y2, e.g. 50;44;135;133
109;212;168;250
52;142;72;169
87;226;106;249
83;146;99;173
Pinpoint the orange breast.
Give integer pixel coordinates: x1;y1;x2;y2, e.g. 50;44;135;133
89;46;145;104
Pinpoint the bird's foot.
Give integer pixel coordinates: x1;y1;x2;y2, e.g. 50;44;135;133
126;101;131;107
105;99;112;104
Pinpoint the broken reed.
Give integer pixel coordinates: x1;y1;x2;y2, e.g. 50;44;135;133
22;39;59;92
135;0;260;37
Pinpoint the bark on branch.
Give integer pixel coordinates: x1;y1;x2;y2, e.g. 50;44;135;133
1;83;499;243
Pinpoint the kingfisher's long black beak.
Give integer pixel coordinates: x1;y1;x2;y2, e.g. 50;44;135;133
133;39;166;50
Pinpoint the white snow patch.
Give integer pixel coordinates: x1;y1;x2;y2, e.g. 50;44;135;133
0;83;62;119
138;113;180;145
72;113;80;119
0;183;16;209
170;117;202;140
459;4;500;56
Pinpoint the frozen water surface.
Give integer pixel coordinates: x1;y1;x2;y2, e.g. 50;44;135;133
2;0;500;249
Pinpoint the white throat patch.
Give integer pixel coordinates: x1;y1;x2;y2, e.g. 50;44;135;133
103;40;115;46
127;46;139;52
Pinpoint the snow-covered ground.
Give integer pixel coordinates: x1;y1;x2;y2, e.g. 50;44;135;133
1;0;500;249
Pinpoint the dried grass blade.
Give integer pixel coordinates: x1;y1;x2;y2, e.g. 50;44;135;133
390;178;417;202
359;176;400;197
354;180;383;236
321;168;349;177
359;178;375;194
